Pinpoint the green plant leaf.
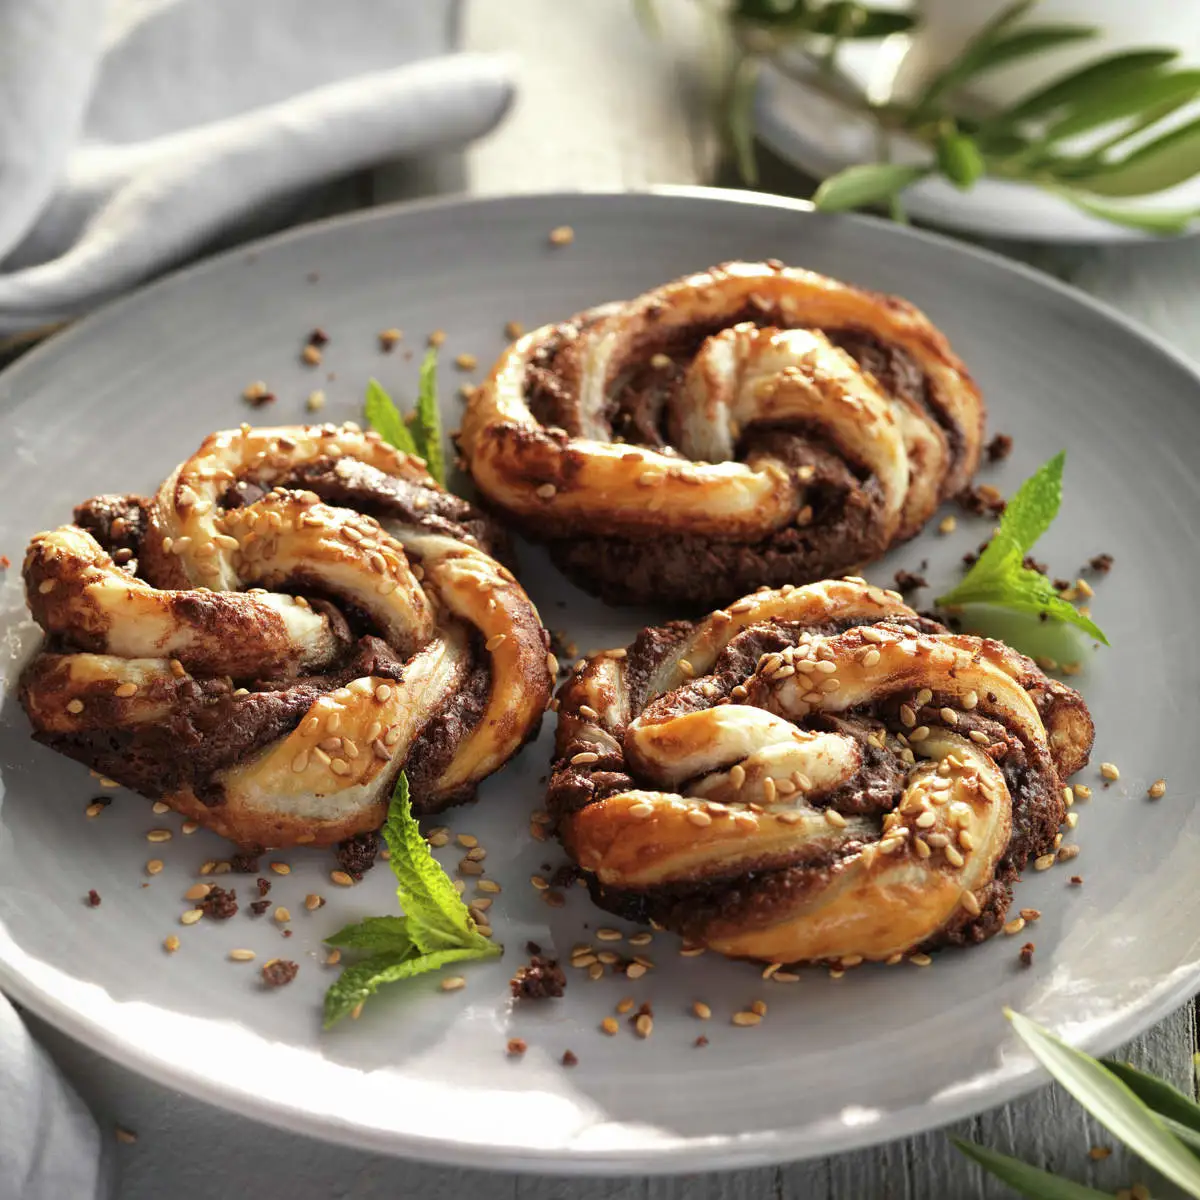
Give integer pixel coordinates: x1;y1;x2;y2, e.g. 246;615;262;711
812;163;928;211
411;347;446;485
913;2;1093;113
936;452;1109;645
726;54;761;185
1002;49;1178;122
323;945;494;1029
324;916;414;954
1068;115;1200;197
953;1140;1111;1199
632;0;660;37
1008;1010;1200;1197
1043;69;1200;143
803;4;915;39
1100;1058;1200;1138
936;127;986;189
1056;190;1198;235
364;379;419;457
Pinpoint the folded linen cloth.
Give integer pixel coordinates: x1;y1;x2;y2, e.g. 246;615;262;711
0;994;108;1200
0;0;514;334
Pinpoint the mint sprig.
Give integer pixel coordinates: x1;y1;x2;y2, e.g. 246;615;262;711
322;773;499;1028
936;452;1108;646
362;347;446;485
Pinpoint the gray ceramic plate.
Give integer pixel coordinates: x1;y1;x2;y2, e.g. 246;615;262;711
1;189;1198;1175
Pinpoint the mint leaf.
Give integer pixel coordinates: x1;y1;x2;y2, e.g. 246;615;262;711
411;348;446;486
324;916;414;954
937;452;1109;645
323;945;493;1029
381;772;488;955
322;772;500;1028
364;379;418;456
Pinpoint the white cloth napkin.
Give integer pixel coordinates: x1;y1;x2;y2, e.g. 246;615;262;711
0;0;514;334
0;996;108;1200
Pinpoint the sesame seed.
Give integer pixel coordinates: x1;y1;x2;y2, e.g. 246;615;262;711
1148;778;1167;799
269;862;291;876
571;751;599;765
908;725;930;742
229;949;256;962
1088;1146;1111;1161
454;353;477;371
909;953;933;967
85;802;106;819
824;808;847;828
960;890;981;916
146;829;172;843
587;961;603;979
687;809;713;827
549;225;574;246
477;879;502;894
938;516;957;535
732;1011;761;1026
751;999;768;1016
163;935;180;953
535;482;557;499
485;633;507;652
531;875;550;890
274;907;291;924
624;962;647;980
1100;762;1120;781
1034;853;1056;871
1074;784;1092;800
596;928;622;942
939;707;958;725
1057;844;1080;862
326;949;342;966
184;883;211;901
180;908;203;925
440;976;467;992
66;699;85;715
1004;917;1026;935
944;845;965;867
601;1017;620;1035
969;729;990;745
628;802;655;819
628;932;652;946
330;870;354;887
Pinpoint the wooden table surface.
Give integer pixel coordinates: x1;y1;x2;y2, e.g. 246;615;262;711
29;3;1200;1197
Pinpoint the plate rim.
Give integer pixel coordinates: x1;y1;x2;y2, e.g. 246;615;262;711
3;185;1200;1174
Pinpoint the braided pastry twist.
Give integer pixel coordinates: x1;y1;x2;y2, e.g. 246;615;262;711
460;261;985;607
548;580;1092;965
20;423;553;848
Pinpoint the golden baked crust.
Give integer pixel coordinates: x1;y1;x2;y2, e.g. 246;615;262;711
460;262;985;607
548;579;1093;966
20;423;553;848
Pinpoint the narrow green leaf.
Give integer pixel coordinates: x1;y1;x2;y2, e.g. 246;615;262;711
1044;69;1200;143
324;916;414;954
726;55;761;185
1069;116;1200;197
1002;49;1178;122
936;128;986;189
812;163;928;211
1100;1058;1200;1138
323;944;495;1028
1057;190;1198;235
803;4;916;39
968;26;1099;78
952;1139;1111;1199
1008;1010;1200;1197
412;347;446;485
364;379;418;456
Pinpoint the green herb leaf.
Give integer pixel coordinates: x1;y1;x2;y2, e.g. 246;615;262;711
802;3;915;39
324;916;414;954
364;379;419;457
323;945;494;1029
936;127;986;189
726;55;761;185
1068;115;1200;197
380;772;489;954
952;1139;1112;1199
1008;1011;1200;1197
1041;68;1200;144
812;163;928;211
1056;190;1198;235
411;347;446;485
1100;1058;1200;1139
322;773;499;1028
1001;49;1178;123
936;452;1109;645
913;2;1092;113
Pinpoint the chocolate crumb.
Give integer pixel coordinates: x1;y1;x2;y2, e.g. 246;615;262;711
282;929;293;938
249;899;271;915
550;863;581;889
506;1038;527;1056
0;556;10;569
90;796;113;810
1053;578;1071;592
334;831;379;881
1022;555;1047;575
1019;942;1035;967
956;484;1006;517
524;941;543;956
308;328;329;347
256;877;271;897
1087;553;1113;574
510;955;567;1001
244;390;275;409
201;885;238;919
985;433;1013;463
694;1035;709;1048
561;1050;579;1068
1069;875;1084;886
86;889;101;907
306;271;320;284
261;959;298;987
230;852;261;874
893;569;928;595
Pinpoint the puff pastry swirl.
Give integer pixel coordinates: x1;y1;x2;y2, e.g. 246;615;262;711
461;261;985;607
548;580;1093;965
20;423;553;848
